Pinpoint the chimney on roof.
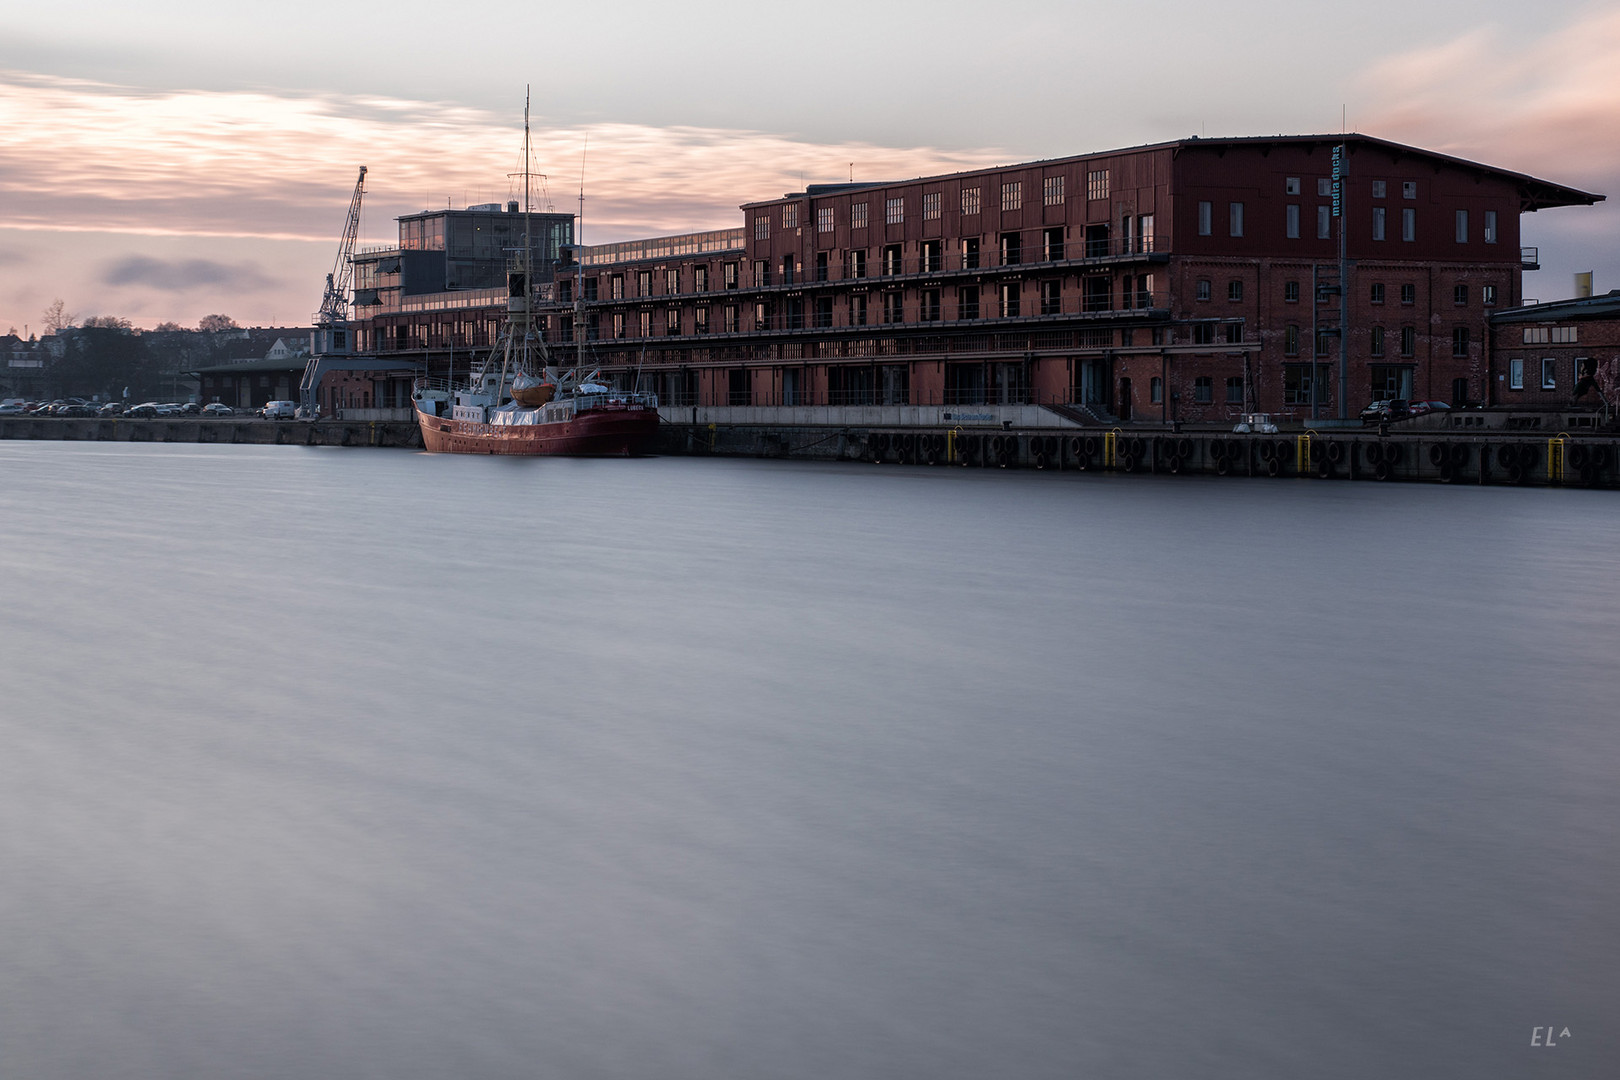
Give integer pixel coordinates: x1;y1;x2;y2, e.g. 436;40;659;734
508;201;519;213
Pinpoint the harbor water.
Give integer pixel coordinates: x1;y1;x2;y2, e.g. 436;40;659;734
1;442;1616;1079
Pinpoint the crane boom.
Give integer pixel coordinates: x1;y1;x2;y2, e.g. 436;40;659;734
300;166;366;417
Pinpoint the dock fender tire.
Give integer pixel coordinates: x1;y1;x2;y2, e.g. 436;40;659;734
1365;442;1383;466
1258;440;1275;462
1326;441;1344;464
1121;454;1138;473
1386;442;1405;465
1374;461;1392;481
1570;444;1589;469
926;449;940;466
1519;445;1539;468
1429;443;1446;466
1581;463;1598;486
1317;456;1333;478
1274;440;1293;464
1497;444;1517;468
1594;445;1613;470
1083;436;1099;456
1068;436;1083;457
1166;456;1181;474
1439;462;1454;483
1266;457;1283;477
1128;437;1145;457
1508;464;1526;484
1215;458;1231;476
1208;439;1226;461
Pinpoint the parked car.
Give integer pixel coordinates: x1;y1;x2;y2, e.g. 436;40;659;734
1360;399;1410;423
202;402;235;416
0;402;25;414
260;400;298;419
125;402;160;418
56;403;97;418
180;402;201;415
1407;400;1452;417
154;402;183;416
98;401;125;416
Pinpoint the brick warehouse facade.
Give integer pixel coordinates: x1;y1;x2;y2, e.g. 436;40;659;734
350;135;1600;422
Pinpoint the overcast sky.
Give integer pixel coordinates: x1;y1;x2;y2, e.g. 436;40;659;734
1;0;1616;331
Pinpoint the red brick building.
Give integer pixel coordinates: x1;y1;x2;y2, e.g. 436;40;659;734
1489;290;1620;420
354;135;1602;423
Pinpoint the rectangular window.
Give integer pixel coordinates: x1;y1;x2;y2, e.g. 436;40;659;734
1402;208;1416;241
1043;226;1064;261
724;304;738;333
1401;283;1415;304
781;255;796;284
1453;284;1469;306
754;216;770;240
1403;181;1417;199
958;286;979;320
638;270;652;297
922;191;941;220
1401;326;1416;357
1138;214;1155;253
1484;210;1498;244
1372;206;1386;241
1151;377;1163;404
1455;209;1468;243
817;206;834;233
1224;322;1243;344
1285;177;1301;195
1083;277;1111;313
785;299;803;330
665;268;680;294
1228;280;1243;302
849;249;867;278
1136;273;1153;308
1318;178;1333;197
695;306;709;333
882;244;902;275
723;262;738;290
815;251;829;282
782;203;799;229
1483;284;1496;306
851;293;867;326
1002;181;1022;211
1371;282;1385;304
754;301;769;331
961;187;981;216
1551;326;1578;344
1193;323;1215;346
1522;327;1549;344
1372;180;1387;199
1542;358;1557;389
921;288;941;321
1000;282;1021;317
1285;280;1300;303
1283;364;1330;406
1226;376;1245;403
920;239;942;272
612;312;626;338
754;260;770;287
664;308;679;335
1087;170;1108;201
851;202;868;230
886;197;904;225
960;237;979;269
1044;175;1065;205
1040;280;1061;315
1229;202;1244;237
1371;325;1385;357
1509;358;1524;390
813;296;832;328
1196;279;1211;301
610;274;624;299
1286;204;1300;238
1315;328;1332;357
1198;201;1212;235
638;311;651;337
1318;206;1331;239
1000;232;1022;265
583;277;598;301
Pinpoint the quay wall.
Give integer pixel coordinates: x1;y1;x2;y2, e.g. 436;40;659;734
0;416;424;449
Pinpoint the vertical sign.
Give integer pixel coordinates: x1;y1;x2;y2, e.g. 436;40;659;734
1331;146;1342;217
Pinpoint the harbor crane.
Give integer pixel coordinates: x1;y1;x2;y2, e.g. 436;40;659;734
299;166;367;417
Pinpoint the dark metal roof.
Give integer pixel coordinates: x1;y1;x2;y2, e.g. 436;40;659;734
1491;290;1620;324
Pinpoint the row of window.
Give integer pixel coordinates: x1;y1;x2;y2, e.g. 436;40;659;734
756;171;1116;237
1507;356;1596;391
1201;200;1499;243
1284;177;1420;200
1197;279;1500;307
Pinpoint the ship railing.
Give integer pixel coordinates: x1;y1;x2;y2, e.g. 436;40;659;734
573;390;660;410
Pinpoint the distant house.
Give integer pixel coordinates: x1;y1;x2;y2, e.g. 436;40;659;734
191;335;311;409
1489;290;1620;417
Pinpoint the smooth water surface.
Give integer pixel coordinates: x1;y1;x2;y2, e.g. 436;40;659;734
1;442;1616;1079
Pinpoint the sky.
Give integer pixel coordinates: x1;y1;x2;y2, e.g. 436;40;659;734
1;0;1617;333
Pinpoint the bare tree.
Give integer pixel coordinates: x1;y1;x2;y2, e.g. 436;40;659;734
197;314;239;333
43;298;77;333
82;315;133;331
153;321;185;332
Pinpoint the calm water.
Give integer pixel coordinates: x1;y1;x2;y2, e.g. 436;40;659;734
1;442;1616;1079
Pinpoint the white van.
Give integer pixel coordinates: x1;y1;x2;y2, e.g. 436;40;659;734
261;400;298;419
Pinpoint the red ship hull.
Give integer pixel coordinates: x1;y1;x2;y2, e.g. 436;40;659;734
416;402;659;456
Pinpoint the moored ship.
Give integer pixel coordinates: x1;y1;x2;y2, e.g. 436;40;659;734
413;95;658;457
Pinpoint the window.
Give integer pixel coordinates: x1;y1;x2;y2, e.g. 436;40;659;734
1285;280;1300;303
1541;357;1558;389
883;292;908;325
1371;325;1385;357
886;197;904;225
1138;214;1155;253
1040;280;1061;315
785;299;803;330
638;270;652;296
1452;327;1471;357
781;255;795;284
638;311;651;337
612;312;626;338
961;187;981;216
1401;283;1415;305
1087;170;1108;201
1135;273;1153;308
921;289;941;321
1402;208;1415;242
1000;282;1021;317
814;296;832;328
1196;279;1211;301
754;216;769;240
723;262;738;289
1194;376;1213;403
851;294;867;326
782;203;799;229
1284;324;1300;356
1484;210;1498;244
1044;176;1065;205
1228;280;1243;302
1522;327;1549;344
753;301;770;331
666;268;680;294
695;306;709;333
1083;277;1110;312
1372;180;1386;199
1285;177;1301;195
817;207;834;233
1193;323;1215;346
665;308;679;335
724;304;738;333
1371;283;1385;304
1198;201;1212;235
1453;284;1468;306
610;274;624;299
1043;226;1064;261
1316;328;1332;357
1403;181;1417;199
920;239;942;272
999;232;1022;265
1455;209;1468;243
1286;204;1300;238
1002;181;1022;211
958;286;979;320
1318;178;1333;197
583;277;598;301
1552;326;1578;344
1226;376;1244;403
849;249;867;278
961;237;979;269
1150;377;1162;404
815;251;829;282
1372;207;1386;241
882;244;902;275
1483;284;1497;306
1224;322;1243;344
1318;205;1332;239
1509;358;1524;389
1229;202;1244;237
851;202;868;230
1401;326;1416;357
923;192;941;220
754;260;769;287
1284;364;1329;406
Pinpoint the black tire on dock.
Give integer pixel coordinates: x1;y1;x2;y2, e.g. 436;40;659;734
1508;464;1526;484
1375;461;1392;481
1570;444;1589;469
1326;440;1344;464
1386;442;1405;465
1450;443;1469;468
1274;440;1293;464
1429;443;1446;466
1258;440;1275;462
1497;444;1517;468
1208;439;1226;461
1266;457;1283;477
